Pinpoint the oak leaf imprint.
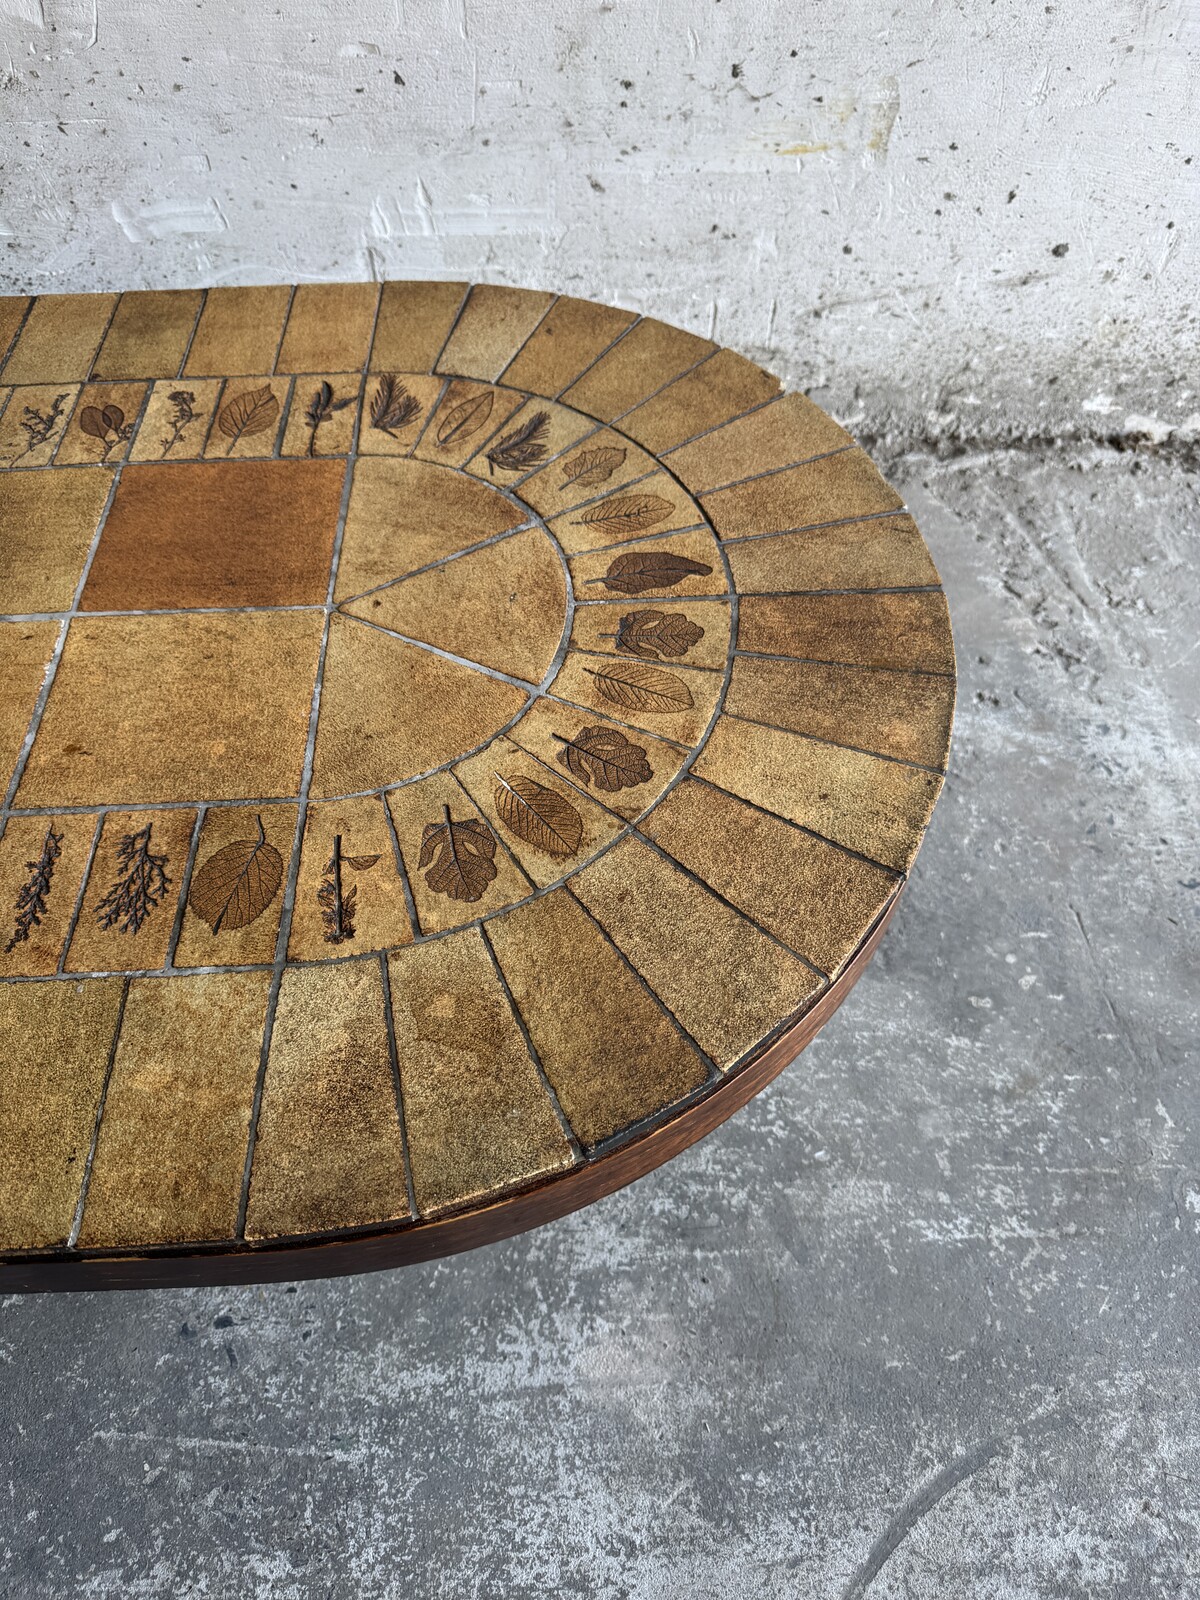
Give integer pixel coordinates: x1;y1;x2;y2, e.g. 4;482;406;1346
419;810;498;902
554;727;652;791
614;609;705;660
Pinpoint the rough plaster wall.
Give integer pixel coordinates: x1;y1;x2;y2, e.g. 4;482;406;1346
1;0;1196;447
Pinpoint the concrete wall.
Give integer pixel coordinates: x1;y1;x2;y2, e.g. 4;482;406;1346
1;0;1196;448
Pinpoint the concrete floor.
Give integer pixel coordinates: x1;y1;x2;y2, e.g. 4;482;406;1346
1;444;1197;1598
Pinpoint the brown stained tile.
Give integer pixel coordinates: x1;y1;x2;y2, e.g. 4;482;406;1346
334;457;526;600
560;318;716;421
726;655;956;769
0;294;117;385
569;598;731;672
287;794;414;961
572;836;823;1070
0;621;57;788
342;527;566;684
311;617;527;797
370;281;468;373
454;736;623;889
0;469;112;611
436;285;556;382
275;282;380;374
548;470;705;556
202;376;288;459
738;591;955;674
619;349;781;455
184;285;292;376
245;960;409;1238
506;697;685;821
411;379;525;469
462;397;594;487
356;373;444;456
0;976;124;1250
0;297;31;368
487;889;708;1146
92;289;204;380
280;373;362;458
62;808;195;973
642;778;900;976
550;652;721;747
664;391;853;493
726;513;941;592
388;928;574;1215
0;386;78;469
500;296;638;395
77;971;269;1247
53;383;147;466
386;769;532;934
702;448;903;539
569;527;726;601
0;812;96;977
511;426;659;519
693;716;943;872
128;379;222;462
19;613;324;807
82;459;343;611
174;804;298;969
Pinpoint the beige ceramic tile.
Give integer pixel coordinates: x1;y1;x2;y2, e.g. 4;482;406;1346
569;527;726;601
411;378;526;468
547;470;704;555
127;378;222;462
0;620;57;788
549;652;721;747
92;289;204;380
63;808;195;973
0;811;96;977
569;597;731;671
246;959;410;1238
500;295;638;396
355;373;444;455
737;591;955;674
311;616;527;796
184;285;293;376
726;513;941;592
510;424;658;518
275;281;380;374
53;382;146;466
0;469;112;610
619;349;781;454
0;976;125;1250
642;778;900;977
287;794;414;960
506;697;685;820
388;928;575;1215
0;386;79;469
560;318;716;421
174;803;298;969
436;285;556;382
461;396;595;486
280;373;362;457
664;391;854;493
0;293;117;386
370;281;468;373
487;888;708;1147
572;835;823;1070
78;970;269;1247
693;716;943;872
202;376;288;459
702;448;903;539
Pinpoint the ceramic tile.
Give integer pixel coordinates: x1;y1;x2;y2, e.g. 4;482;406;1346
499;295;638;396
53;383;147;466
287;794;414;961
569;527;726;601
0;976;125;1249
506;697;687;820
411;379;526;468
370;280;468;373
568;597;731;671
549;652;721;746
61;807;194;973
572;836;824;1070
0;812;96;977
436;285;556;382
82;459;344;611
726;655;956;769
388;928;575;1215
693;716;943;872
202;376;288;459
461;397;595;486
642;778;900;976
702;448;904;539
92;289;204;380
0;621;58;788
127;379;223;462
560;318;716;421
0;468;112;611
0;386;79;469
547;470;705;555
280;373;362;457
245;959;410;1238
0;293;117;386
184;285;293;376
275;282;380;374
18;613;323;807
487;888;708;1147
726;513;941;592
0;297;31;368
78;970;269;1247
510;426;659;519
664;391;853;493
355;373;445;456
619;349;781;454
174;803;298;968
737;591;955;674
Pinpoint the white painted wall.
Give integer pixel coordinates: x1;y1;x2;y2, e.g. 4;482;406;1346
1;0;1195;443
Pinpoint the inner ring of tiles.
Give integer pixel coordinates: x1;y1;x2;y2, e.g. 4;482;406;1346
0;282;954;1260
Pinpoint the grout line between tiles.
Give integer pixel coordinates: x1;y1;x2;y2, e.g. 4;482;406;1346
378;951;420;1220
66;975;130;1249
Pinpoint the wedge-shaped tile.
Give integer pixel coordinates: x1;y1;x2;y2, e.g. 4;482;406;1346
275;281;380;374
665;391;853;493
64;808;195;974
487;889;708;1147
500;295;637;396
726;513;940;592
0;976;125;1250
246;960;410;1238
642;778;900;976
78;971;269;1248
560;317;715;421
280;373;361;457
569;597;731;671
619;348;780;454
572;836;823;1069
570;527;725;601
549;471;703;555
0;812;96;977
184;285;292;376
513;425;657;518
356;373;443;456
288;794;414;961
694;717;943;872
462;397;594;486
0;296;31;372
0;386;78;469
507;698;685;820
411;378;525;468
388;928;574;1215
175;803;298;968
436;285;555;382
128;379;221;462
738;591;955;674
203;376;288;459
0;293;116;385
0;469;112;611
92;289;203;380
0;620;58;788
703;448;902;539
549;652;720;746
370;281;468;373
54;383;146;466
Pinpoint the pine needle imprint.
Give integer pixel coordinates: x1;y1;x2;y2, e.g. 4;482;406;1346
487;410;550;475
369;374;422;438
5;826;62;954
94;824;172;936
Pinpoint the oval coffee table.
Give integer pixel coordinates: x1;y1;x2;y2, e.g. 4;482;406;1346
0;282;955;1290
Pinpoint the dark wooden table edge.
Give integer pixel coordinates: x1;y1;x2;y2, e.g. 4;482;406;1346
0;892;902;1294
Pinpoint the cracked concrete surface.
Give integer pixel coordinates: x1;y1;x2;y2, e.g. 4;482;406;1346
1;442;1196;1596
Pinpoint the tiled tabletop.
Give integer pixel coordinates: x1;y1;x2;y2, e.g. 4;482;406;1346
0;283;955;1289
